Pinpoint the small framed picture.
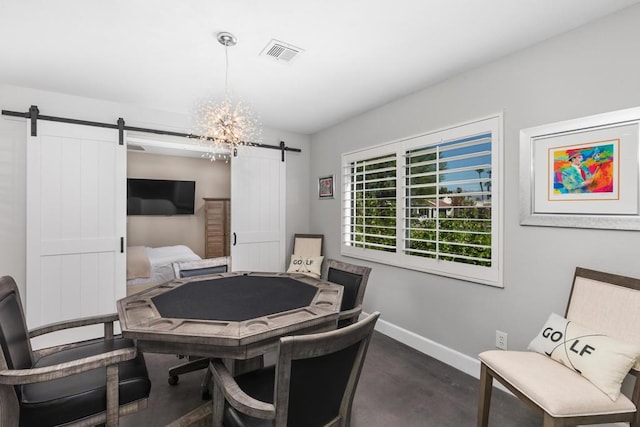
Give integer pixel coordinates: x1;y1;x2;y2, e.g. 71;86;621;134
318;175;335;199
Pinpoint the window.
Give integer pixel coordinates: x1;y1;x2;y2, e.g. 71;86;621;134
342;115;503;286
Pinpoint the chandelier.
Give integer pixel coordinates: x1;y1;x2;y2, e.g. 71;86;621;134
193;32;262;161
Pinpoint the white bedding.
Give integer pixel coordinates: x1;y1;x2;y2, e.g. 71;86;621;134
126;245;201;287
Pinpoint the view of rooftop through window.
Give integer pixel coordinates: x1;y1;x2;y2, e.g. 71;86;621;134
341;115;502;286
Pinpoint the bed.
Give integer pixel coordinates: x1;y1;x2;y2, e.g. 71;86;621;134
126;245;201;294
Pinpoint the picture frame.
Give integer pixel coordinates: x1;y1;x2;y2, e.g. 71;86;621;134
318;174;335;199
519;106;640;230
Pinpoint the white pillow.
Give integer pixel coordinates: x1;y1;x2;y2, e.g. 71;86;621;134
287;256;324;278
528;312;640;400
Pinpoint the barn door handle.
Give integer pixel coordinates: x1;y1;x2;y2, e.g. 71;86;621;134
233;232;237;246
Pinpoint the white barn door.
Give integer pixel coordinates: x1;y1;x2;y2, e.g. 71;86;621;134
26;120;126;345
231;146;285;272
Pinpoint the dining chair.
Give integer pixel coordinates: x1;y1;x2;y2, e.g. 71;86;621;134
322;259;372;327
286;234;325;278
0;275;151;426
168;256;232;398
172;256;232;279
291;233;324;258
210;311;380;427
478;267;640;427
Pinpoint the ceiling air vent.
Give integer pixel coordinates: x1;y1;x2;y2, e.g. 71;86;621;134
261;39;303;63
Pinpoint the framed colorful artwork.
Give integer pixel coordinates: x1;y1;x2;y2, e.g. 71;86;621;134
520;106;640;230
318;174;335;199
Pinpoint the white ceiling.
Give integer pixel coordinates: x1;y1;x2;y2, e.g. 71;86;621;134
1;0;638;135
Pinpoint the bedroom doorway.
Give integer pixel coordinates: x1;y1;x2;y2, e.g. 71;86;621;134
127;137;286;272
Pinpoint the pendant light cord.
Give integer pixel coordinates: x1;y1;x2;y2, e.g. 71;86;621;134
224;43;230;99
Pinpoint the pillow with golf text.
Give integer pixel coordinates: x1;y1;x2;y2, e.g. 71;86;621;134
528;312;640;400
287;256;323;278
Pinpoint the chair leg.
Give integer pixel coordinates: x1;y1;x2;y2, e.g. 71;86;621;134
105;364;120;427
631;380;640;427
477;363;493;427
542;413;564;427
200;368;212;400
212;377;225;427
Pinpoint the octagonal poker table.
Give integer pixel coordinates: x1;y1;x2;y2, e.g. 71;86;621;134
117;272;343;361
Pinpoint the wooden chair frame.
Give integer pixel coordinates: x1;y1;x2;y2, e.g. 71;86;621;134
0;276;147;427
322;259;372;325
478;267;640;427
210;312;380;427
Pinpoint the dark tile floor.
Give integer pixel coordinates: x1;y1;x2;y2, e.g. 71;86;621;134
121;331;541;426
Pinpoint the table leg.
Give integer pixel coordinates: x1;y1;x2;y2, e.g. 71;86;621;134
202;355;266;399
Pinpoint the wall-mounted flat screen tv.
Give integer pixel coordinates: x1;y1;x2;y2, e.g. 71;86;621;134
127;178;196;215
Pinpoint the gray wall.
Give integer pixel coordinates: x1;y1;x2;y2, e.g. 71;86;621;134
0;84;311;297
310;5;640;361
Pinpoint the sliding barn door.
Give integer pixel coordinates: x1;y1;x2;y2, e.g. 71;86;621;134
26;121;126;345
231;146;286;272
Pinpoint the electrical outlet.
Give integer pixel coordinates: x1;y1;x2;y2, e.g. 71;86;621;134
495;330;508;350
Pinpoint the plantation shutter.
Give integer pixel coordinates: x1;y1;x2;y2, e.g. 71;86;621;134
403;132;493;266
343;152;397;253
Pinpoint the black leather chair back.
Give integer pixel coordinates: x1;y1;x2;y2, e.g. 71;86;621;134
179;264;228;278
327;267;363;311
0;277;33;370
286;341;361;426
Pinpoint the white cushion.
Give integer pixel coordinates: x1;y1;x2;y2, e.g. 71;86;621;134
287;255;324;278
528;313;640;400
480;350;636;417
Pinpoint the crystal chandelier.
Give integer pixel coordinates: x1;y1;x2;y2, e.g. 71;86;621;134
193;32;261;161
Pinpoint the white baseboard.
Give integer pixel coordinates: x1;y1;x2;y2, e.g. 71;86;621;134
367;312;511;394
371;314;480;377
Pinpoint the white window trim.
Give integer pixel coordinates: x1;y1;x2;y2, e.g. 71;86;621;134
341;113;504;287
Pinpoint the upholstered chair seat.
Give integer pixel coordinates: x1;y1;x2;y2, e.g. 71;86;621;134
479;350;636;419
20;338;150;426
